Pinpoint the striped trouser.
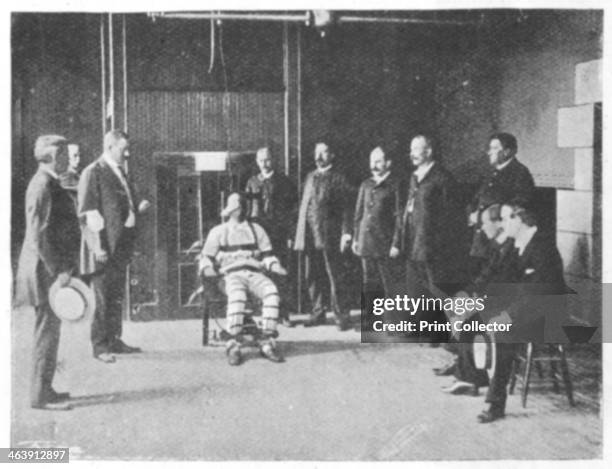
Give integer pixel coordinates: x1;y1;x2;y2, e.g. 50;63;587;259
225;270;280;337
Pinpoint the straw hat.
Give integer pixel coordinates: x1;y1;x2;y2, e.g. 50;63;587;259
48;277;96;322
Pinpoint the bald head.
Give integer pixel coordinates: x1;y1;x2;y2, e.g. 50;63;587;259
314;142;334;169
410;135;433;167
370;146;390;177
256;147;274;174
104;129;130;165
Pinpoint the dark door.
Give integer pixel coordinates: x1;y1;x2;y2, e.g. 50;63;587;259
150;152;256;320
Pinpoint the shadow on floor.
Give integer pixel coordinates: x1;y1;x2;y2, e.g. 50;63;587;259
68;384;209;408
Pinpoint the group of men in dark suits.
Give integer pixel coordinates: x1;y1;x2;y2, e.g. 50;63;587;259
426;133;571;423
290;135;465;335
15;129;568;421
15;130;149;410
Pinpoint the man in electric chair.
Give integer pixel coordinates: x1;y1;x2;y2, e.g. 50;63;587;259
199;192;288;366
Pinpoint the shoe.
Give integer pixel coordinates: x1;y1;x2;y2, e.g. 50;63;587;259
280;318;295;328
336;317;351;332
46;389;70;402
442;381;478;396
260;342;284;363
226;343;243;366
110;340;142;354
31;401;73;411
477;406;505;423
433;363;457;376
303;315;326;327
94;352;116;363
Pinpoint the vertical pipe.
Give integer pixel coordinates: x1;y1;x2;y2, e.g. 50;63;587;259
283;21;290;176
100;15;106;136
297;26;302;194
108;13;115;130
122;14;128;133
121;14;132;321
296;25;303;315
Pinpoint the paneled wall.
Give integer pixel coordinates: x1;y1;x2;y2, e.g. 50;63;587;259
127;91;285;311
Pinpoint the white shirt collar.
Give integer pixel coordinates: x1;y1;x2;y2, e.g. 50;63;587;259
494;230;508;245
316;164;333;173
514;225;538;256
495;156;514;171
259;170;275;180
39;166;59;180
372;171;390;184
414;160;435;182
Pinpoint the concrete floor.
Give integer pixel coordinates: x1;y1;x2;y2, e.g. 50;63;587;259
11;307;602;461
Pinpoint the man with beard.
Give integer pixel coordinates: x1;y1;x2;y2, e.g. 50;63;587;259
294;142;354;331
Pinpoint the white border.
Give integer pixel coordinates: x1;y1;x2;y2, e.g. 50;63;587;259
1;2;610;469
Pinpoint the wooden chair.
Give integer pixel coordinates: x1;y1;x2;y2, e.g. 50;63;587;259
509;343;575;407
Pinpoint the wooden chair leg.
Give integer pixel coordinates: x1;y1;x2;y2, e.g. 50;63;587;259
558;345;575;406
549;343;560;393
535;359;544;379
202;296;209;346
522;342;534;408
508;357;518;395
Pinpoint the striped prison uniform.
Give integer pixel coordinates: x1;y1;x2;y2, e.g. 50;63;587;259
200;220;281;339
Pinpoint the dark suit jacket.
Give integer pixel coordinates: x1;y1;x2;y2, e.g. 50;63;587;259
469;158;535;213
294;168;353;251
245;172;298;246
77;156;141;275
473;237;520;293
505;230;568;337
15;169;81;306
353;174;403;258
396;163;462;277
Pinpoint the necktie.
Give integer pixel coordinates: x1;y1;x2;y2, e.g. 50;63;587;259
117;165;135;211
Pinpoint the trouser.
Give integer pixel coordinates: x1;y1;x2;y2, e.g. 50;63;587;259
485;342;519;410
225;270;280;337
89;230;134;354
90;260;126;354
31;302;61;406
362;257;397;297
305;248;349;321
405;259;448;341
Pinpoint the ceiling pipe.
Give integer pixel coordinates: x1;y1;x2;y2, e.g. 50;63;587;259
337;15;476;26
148;12;311;23
147;11;479;27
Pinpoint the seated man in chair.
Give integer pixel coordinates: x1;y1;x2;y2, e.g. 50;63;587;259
199;192;287;366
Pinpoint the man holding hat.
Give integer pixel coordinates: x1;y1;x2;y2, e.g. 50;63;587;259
15;134;81;411
199;192;287;366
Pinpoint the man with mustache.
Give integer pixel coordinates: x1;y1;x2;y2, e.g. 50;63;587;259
294;142;354;331
352;146;402;298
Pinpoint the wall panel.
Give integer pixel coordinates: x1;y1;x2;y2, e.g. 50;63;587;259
127;91;284;317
